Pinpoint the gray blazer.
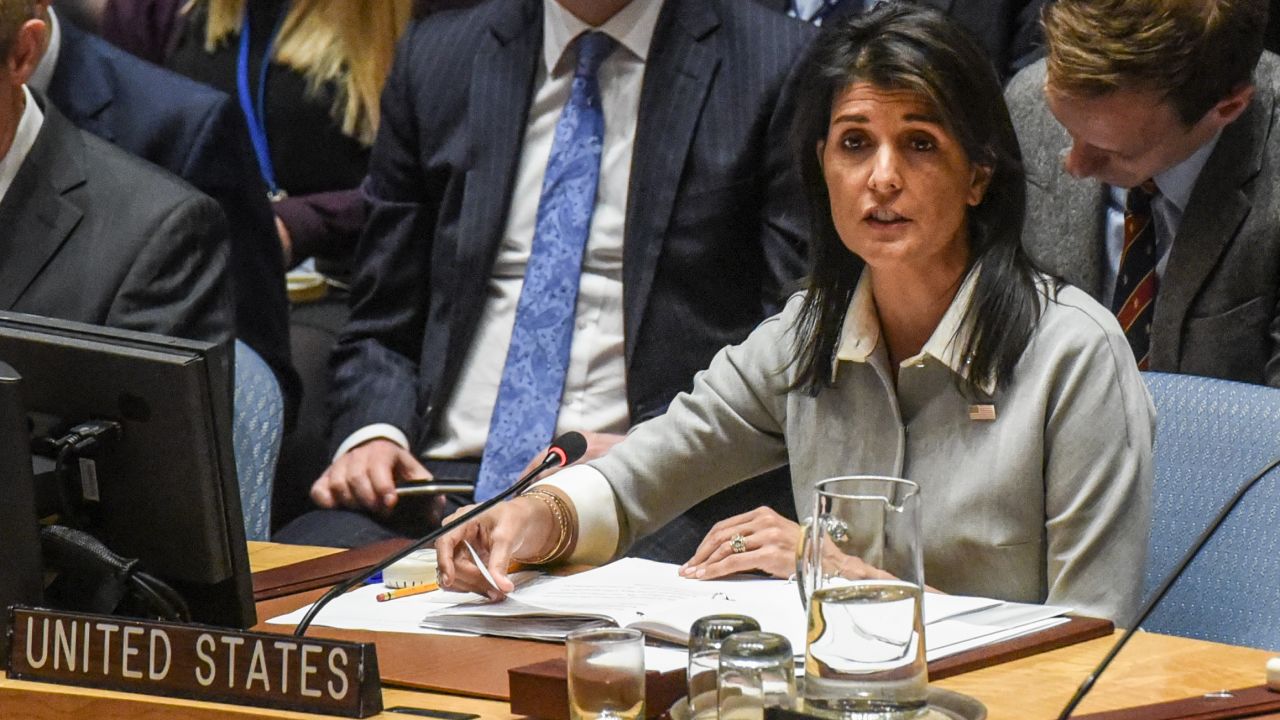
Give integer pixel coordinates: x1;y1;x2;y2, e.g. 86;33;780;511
0;97;232;345
1007;55;1280;387
591;281;1154;624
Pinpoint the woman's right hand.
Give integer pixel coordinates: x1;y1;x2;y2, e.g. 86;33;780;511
434;495;558;600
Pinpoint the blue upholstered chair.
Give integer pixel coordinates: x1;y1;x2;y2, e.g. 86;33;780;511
1140;372;1280;650
233;341;283;541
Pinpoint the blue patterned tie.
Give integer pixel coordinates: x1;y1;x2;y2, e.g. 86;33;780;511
474;32;616;500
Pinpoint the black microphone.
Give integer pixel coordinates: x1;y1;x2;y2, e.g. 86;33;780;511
1055;455;1280;719
292;431;588;637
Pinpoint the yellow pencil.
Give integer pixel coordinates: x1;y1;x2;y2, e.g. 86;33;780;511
376;582;439;602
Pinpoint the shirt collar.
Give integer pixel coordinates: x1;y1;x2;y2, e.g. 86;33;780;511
1151;130;1221;212
0;86;46;203
27;6;61;96
833;265;993;393
541;0;661;75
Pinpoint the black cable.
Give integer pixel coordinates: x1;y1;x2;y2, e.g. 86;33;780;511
47;419;123;525
1056;455;1280;719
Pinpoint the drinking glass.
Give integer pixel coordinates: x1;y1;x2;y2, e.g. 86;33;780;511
688;614;761;719
797;476;928;719
566;627;646;720
716;631;796;720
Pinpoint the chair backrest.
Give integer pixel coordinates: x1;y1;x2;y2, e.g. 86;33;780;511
1140;372;1280;650
234;340;283;541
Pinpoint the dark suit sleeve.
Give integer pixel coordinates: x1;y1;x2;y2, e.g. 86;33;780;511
1004;0;1047;80
178;95;300;426
327;29;435;451
106;192;234;345
758;54;810;315
100;0;186;64
273;188;367;263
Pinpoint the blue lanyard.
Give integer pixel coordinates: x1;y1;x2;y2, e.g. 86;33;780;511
236;4;288;200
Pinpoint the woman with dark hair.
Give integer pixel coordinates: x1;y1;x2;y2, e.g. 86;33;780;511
433;3;1154;623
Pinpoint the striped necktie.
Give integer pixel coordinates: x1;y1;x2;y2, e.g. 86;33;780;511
1111;180;1160;369
473;32;616;501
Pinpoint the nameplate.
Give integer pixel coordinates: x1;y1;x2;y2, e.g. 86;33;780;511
4;606;383;717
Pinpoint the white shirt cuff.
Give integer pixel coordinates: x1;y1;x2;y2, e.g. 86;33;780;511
538;465;620;565
334;424;410;461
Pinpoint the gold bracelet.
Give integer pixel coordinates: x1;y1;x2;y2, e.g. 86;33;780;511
520;489;571;565
524;490;570;564
538;490;574;563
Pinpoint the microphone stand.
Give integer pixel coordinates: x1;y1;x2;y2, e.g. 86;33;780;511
1056;456;1280;719
292;451;567;637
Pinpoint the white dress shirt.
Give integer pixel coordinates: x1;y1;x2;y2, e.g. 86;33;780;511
336;0;662;460
0;86;45;205
1102;132;1221;306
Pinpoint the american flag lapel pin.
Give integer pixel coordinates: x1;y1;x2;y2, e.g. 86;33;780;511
968;404;996;421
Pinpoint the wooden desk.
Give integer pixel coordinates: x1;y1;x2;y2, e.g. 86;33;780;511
2;543;1275;719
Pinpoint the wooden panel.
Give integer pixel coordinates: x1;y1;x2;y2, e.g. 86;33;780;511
1076;685;1280;719
247;543;344;574
934;631;1277;718
0;675;514;719
3;543;1272;719
252;540;413;601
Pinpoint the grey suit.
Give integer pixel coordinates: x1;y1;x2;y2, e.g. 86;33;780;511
0;96;232;344
1007;55;1280;387
588;278;1154;624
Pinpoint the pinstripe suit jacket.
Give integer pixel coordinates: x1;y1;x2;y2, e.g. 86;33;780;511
755;0;1046;81
328;0;815;456
1008;56;1280;387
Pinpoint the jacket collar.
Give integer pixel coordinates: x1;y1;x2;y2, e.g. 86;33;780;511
834;264;994;394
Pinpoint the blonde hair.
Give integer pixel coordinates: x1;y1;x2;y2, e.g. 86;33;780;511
201;0;411;145
1044;0;1266;125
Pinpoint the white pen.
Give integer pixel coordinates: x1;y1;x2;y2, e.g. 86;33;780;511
463;539;503;594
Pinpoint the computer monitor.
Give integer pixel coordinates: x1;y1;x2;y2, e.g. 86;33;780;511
0;311;255;629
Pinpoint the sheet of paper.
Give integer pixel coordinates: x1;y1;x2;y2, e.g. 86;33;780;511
922;593;1005;624
925;617;1069;661
269;557;1074;671
266;570;543;634
423;558;792;632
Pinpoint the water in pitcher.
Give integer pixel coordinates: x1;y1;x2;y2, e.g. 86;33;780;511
803;582;928;719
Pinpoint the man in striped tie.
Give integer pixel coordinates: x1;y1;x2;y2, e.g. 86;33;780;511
1006;0;1280;387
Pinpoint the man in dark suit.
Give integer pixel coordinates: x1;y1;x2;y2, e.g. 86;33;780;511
27;0;299;423
281;0;813;552
0;2;230;347
758;0;1045;81
1006;0;1280;386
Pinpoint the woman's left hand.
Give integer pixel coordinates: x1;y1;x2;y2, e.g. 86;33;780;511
680;506;800;580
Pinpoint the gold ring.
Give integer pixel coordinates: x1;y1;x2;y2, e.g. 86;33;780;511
730;533;748;554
